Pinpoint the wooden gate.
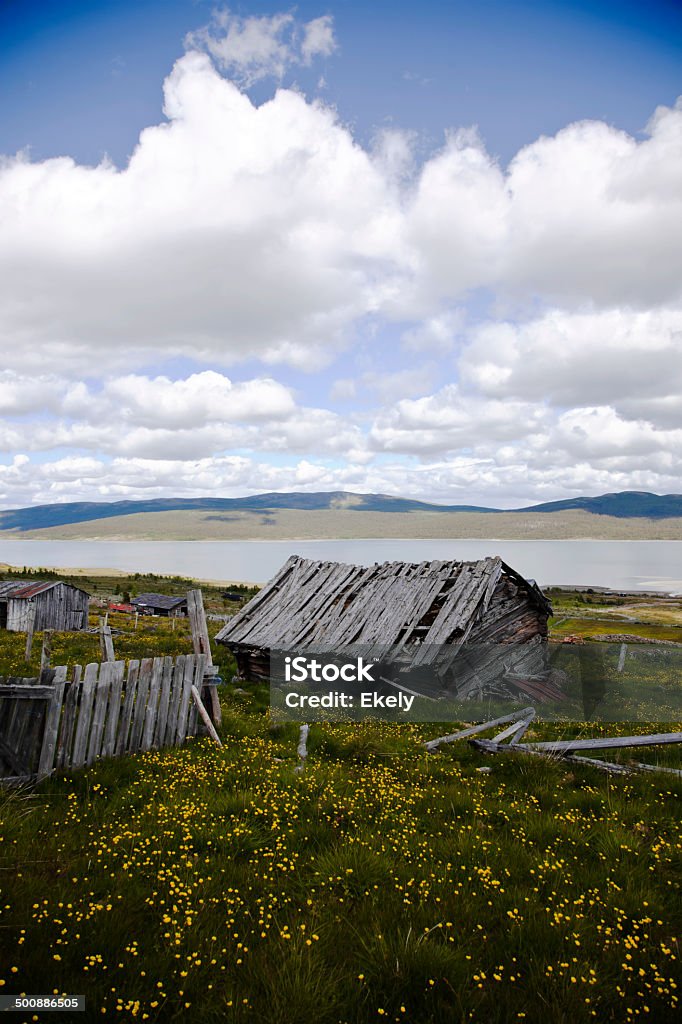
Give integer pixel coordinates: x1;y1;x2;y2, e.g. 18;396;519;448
0;653;209;784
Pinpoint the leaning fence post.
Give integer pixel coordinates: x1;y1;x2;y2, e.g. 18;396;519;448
190;685;223;747
186;589;222;727
25;602;36;663
99;617;115;662
37;665;68;781
295;723;309;773
40;629;53;670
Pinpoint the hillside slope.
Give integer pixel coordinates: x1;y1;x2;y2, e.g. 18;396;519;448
6;507;682;541
1;490;681;534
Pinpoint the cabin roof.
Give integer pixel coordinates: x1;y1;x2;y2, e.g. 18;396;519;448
131;593;187;610
0;580;90;600
215;554;551;654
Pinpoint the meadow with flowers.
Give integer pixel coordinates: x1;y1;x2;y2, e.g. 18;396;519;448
0;580;681;1022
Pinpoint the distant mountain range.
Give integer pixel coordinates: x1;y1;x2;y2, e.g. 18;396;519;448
1;490;681;533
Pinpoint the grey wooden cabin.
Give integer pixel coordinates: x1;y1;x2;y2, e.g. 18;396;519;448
131;593;188;617
215;555;553;693
0;580;90;632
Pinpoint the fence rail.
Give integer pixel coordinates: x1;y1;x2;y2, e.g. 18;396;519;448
0;653;208;783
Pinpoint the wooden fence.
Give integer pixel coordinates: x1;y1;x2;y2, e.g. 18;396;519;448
0;653;208;784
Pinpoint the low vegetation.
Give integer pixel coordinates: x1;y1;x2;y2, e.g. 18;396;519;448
547;588;682;643
0;580;681;1022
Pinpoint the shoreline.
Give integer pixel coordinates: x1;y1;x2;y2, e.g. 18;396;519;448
0;562;259;589
2;535;682;544
1;560;679;597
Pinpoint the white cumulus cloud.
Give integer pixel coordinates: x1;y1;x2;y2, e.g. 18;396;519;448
186;8;337;86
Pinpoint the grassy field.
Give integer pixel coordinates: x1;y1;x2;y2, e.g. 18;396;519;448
1;581;681;1022
547;588;682;643
7;507;682;540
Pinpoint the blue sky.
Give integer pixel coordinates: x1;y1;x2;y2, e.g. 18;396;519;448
3;1;681;166
0;1;681;507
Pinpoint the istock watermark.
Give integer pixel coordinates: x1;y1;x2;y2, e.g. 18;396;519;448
269;642;682;723
283;655;376;684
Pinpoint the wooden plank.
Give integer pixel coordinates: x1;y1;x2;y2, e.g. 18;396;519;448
31;699;51;772
419;561;492;647
141;658;164;751
295;723;309;773
377;671;438;702
631;761;682;778
0;735;30;776
190;685;222;746
214;559;292;642
128;658;153;753
40;630;53;670
99;619;115;662
0;687;40;778
0;691;24;767
424;707;536;753
37;666;68;780
470;738;634;775
231;558;338;647
24;603;36;662
0;775;39;787
153;656;174;748
0;685;56;699
164;655;186;746
176;655;202;746
115;660;140;756
566;754;635;774
55;665;82;769
201;683;220;729
187;591;211;658
100;661;126;760
86;661;117;765
187;590;222;727
521;732;682;754
215;556;307;644
17;689;49;776
287;562;366;646
493;712;536;744
71;663;100;769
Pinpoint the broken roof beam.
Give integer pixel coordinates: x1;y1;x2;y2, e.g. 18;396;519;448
520;732;682;754
424;706;535;752
470;738;635;775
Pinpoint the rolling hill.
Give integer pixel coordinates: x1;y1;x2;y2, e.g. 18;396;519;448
0;490;681;534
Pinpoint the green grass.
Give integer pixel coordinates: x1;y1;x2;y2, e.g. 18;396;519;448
546;589;682;643
1;695;681;1023
549;616;682;643
1;584;681;1022
0;599;241;682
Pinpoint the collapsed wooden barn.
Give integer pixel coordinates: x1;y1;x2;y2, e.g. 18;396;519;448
0;580;90;632
216;555;555;700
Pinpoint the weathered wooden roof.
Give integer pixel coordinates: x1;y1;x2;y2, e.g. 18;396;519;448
131;593;187;610
0;580;89;600
215;554;550;655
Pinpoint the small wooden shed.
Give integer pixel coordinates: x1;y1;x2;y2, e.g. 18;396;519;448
131;593;188;617
0;580;90;632
215;555;553;696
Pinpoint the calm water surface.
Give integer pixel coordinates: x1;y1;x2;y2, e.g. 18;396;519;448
1;538;681;592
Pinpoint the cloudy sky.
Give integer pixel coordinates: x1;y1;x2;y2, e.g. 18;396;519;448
1;0;681;509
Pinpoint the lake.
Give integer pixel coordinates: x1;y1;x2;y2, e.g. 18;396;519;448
0;538;681;592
